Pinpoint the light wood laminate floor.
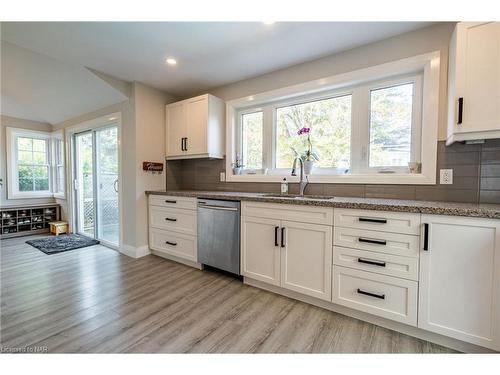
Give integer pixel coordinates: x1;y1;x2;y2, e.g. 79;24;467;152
0;235;456;353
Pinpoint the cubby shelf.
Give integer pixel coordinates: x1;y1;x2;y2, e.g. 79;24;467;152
1;204;60;239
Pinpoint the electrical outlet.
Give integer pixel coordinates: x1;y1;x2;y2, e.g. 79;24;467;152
440;169;453;185
220;171;226;182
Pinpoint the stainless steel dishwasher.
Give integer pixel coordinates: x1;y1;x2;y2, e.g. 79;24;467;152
197;199;240;275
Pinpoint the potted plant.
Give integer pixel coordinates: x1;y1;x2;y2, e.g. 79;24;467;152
232;153;243;175
297;127;319;175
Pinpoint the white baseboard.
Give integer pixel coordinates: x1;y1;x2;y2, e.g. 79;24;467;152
120;244;151;258
244;277;497;354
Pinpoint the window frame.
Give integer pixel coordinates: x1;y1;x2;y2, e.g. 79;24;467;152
6;127;53;199
226;51;440;185
52;130;66;198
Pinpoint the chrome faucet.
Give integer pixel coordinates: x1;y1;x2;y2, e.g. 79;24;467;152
291;157;308;196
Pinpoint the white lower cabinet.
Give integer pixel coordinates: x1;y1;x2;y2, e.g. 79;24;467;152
241;216;281;286
418;215;500;350
241;205;333;301
149;228;197;262
281;221;332;300
332;266;418;326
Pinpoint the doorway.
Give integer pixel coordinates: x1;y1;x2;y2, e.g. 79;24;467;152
74;124;119;248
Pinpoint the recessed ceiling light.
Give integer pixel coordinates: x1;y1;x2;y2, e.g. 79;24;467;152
263;21;275;25
166;58;177;65
108;117;117;121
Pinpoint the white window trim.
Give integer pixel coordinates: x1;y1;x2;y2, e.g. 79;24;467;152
52;129;65;199
225;51;440;185
6;127;53;199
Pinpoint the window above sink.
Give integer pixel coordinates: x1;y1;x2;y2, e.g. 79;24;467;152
226;52;440;185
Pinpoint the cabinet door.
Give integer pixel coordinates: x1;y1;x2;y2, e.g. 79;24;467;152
185;96;208;155
166;102;186;157
281;220;332;301
455;22;500;134
241;216;281;286
419;215;500;350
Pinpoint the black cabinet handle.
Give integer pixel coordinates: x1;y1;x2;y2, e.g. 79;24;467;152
357;289;385;300
359;217;387;224
181;138;185;151
358;237;387;246
165;218;177;222
165;200;177;204
357;258;386;267
274;226;279;247
165;241;177;246
423;223;429;251
457;97;463;125
185;137;188;151
281;227;286;248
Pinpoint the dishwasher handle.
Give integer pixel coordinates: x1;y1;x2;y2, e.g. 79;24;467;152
198;204;239;212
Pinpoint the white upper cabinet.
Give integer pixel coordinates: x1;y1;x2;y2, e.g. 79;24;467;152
418;215;500;351
166;94;225;159
447;22;500;144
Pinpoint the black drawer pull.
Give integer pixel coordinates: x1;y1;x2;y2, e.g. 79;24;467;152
359;217;387;224
165;200;177;204
357;258;386;267
358;237;387;246
165;218;177;222
357;289;385;300
274;226;279;247
165;241;177;246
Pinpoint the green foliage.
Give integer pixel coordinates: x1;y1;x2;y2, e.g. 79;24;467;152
242;112;263;169
276;95;351;169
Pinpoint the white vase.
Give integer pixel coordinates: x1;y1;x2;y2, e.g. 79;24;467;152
233;167;242;175
304;160;314;175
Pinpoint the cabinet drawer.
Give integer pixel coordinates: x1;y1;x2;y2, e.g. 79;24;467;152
334;208;421;235
242;201;333;225
149;194;197;210
333;227;419;258
332;266;417;326
149;228;197;262
333;246;419;281
149;206;197;235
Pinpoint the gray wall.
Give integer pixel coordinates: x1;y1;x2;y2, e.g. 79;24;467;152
166;140;500;204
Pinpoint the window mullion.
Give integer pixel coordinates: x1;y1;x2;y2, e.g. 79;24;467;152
351;86;369;174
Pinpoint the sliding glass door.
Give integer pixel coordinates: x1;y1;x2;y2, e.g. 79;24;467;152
74;125;119;247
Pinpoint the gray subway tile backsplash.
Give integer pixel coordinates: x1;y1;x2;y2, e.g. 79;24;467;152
166;141;500;204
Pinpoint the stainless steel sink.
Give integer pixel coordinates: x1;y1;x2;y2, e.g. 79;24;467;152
261;194;333;200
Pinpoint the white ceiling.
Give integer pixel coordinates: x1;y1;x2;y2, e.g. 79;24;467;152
1;22;435;98
1;41;128;124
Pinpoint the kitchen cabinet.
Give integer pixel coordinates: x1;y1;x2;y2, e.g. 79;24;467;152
148;195;198;264
447;22;500;144
165;94;225;159
241;216;281;286
419;214;500;350
241;203;333;301
280;220;332;300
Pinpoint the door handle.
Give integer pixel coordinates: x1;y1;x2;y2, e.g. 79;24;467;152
457;97;463;125
274;226;279;247
358;237;387;246
280;227;286;248
423;223;430;251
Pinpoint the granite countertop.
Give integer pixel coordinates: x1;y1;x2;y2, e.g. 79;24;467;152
145;190;500;219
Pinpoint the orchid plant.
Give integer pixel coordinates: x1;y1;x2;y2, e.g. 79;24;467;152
232;153;243;168
296;127;319;162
